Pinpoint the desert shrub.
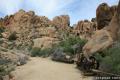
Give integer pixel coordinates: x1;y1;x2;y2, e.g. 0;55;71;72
31;47;53;57
57;36;87;55
0;27;5;33
0;27;5;38
95;42;120;75
31;47;41;57
30;36;87;57
8;32;17;41
0;59;15;77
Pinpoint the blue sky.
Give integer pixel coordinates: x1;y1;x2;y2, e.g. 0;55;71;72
0;0;119;25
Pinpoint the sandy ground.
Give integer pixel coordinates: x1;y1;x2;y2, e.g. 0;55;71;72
13;57;94;80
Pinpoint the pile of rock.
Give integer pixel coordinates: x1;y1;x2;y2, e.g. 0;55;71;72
73;20;97;40
0;46;29;80
52;15;70;31
0;9;61;50
0;47;29;66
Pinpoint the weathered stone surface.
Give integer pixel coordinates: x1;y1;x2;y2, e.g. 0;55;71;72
83;1;120;59
0;47;29;66
110;5;117;16
83;30;113;58
2;75;9;80
96;3;116;30
73;20;97;40
52;15;70;30
1;10;61;49
33;37;59;49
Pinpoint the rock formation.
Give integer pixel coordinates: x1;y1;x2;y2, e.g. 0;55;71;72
96;3;117;30
33;37;59;49
0;9;60;50
83;1;120;60
0;1;119;78
52;15;70;30
73;20;97;40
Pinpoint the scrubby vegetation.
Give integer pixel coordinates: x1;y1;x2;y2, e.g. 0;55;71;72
0;59;15;77
56;36;87;55
94;42;120;75
31;47;54;57
0;27;5;38
8;31;17;41
30;36;87;57
0;27;5;33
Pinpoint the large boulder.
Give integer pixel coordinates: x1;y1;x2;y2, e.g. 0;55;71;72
33;37;59;49
83;30;113;59
73;20;97;40
52;15;70;30
96;3;116;30
51;48;74;63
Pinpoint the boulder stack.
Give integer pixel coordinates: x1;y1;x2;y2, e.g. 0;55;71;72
1;10;59;49
96;3;117;30
83;1;120;59
73;20;97;40
52;15;70;30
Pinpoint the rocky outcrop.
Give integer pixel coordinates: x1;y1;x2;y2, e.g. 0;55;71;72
0;47;29;66
73;20;97;40
96;3;117;30
0;10;60;49
3;9;52;33
0;46;29;80
33;37;59;49
52;15;70;30
83;1;120;60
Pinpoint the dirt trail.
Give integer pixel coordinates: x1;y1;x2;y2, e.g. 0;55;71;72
13;57;93;80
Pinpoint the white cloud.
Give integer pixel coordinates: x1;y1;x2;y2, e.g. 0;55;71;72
0;0;118;24
0;0;23;15
0;0;74;18
24;0;74;16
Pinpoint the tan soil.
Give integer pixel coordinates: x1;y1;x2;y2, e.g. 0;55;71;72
13;57;93;80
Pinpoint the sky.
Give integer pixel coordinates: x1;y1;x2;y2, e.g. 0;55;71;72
0;0;119;25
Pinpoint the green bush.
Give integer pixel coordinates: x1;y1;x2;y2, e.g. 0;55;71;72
57;36;87;55
8;32;17;41
31;47;40;57
0;27;5;38
97;42;120;75
31;47;53;57
0;27;5;33
0;59;15;76
30;36;87;57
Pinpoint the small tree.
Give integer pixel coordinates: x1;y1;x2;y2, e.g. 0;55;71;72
8;32;17;41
